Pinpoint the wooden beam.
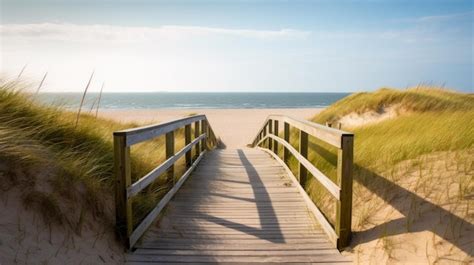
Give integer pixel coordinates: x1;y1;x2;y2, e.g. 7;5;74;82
268;119;273;151
185;124;192;167
299;130;308;185
195;121;200;158
273;120;279;155
114;134;133;248
284;122;290;164
263;123;267;148
114;115;205;146
336;135;353;250
252;115;353;149
201;119;208;151
166;130;174;183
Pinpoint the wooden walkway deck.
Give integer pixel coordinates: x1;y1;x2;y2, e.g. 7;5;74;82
126;148;351;264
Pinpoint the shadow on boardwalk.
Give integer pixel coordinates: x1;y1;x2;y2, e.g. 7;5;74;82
199;149;284;243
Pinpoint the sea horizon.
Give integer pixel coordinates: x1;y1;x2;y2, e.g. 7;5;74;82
36;92;350;109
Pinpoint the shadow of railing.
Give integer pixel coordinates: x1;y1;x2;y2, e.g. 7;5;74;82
199;149;284;243
353;165;473;255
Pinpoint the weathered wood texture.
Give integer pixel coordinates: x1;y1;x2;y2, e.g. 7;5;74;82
114;115;217;249
252;115;354;250
126;148;350;264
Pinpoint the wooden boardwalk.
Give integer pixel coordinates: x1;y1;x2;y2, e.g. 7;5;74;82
126;148;351;264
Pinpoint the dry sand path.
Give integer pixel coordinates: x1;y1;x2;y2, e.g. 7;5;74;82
100;108;322;148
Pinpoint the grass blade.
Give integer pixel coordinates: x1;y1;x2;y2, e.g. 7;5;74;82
95;82;104;118
75;70;95;128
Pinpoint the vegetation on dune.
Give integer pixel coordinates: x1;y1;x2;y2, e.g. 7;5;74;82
0;80;188;236
314;86;474;125
281;86;473;263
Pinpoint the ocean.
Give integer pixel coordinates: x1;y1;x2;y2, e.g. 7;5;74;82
36;92;349;109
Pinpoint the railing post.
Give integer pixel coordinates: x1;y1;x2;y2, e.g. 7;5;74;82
268;119;273;150
194;121;200;157
273;119;279;155
185;124;192;167
114;134;133;248
298;130;308;184
336;135;354;249
201;119;208;151
263;122;267;147
165;130;175;183
284;122;290;164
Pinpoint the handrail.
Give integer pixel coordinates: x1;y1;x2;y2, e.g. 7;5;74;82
256;134;340;199
252;114;352;148
251;115;353;250
114;115;218;249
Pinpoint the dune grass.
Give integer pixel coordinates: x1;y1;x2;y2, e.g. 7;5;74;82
0;80;190;234
301;87;474;177
314;86;474;125
276;86;474;262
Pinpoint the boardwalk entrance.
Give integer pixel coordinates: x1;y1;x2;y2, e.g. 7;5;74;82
114;115;353;263
127;148;349;263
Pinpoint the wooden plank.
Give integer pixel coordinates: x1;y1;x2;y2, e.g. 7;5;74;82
143;232;325;238
184;124;192;166
137;242;334;250
128;151;206;248
257;135;340;200
165;130;174;183
284;122;290;164
166;205;309;211
133;249;339;256
141;230;328;240
168;213;311;219
143;230;325;237
156;224;316;231
168;201;307;206
174;191;302;197
299;129;308;185
114;134;133;248
165;217;313;224
114;115;205;146
126;253;350;263
127;134;205;198
257;147;339;247
335;135;353;250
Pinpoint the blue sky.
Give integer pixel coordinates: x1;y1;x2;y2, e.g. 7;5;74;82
1;0;472;92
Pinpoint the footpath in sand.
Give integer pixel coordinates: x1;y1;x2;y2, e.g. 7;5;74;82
99;108;323;148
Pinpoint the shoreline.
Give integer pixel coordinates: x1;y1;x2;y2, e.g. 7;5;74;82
98;108;323;148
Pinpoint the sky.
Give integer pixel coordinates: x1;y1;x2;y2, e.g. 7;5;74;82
0;0;472;92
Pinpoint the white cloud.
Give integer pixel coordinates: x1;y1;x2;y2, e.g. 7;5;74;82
416;11;473;23
392;11;473;24
0;23;311;43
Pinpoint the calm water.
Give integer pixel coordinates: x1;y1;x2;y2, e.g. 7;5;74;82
37;92;349;109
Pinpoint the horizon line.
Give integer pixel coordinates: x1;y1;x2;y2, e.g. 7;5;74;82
38;91;353;94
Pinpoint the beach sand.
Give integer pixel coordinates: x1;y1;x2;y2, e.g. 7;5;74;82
99;108;323;148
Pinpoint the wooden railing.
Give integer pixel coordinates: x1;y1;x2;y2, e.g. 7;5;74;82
113;115;217;249
251;115;354;250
